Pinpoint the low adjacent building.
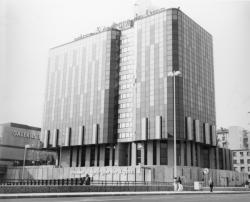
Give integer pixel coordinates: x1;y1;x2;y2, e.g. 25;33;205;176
0;123;56;178
0;123;41;166
217;126;250;180
232;149;250;180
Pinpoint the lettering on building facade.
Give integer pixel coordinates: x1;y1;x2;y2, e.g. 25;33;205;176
12;130;40;140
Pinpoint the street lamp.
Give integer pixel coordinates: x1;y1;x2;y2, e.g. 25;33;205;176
22;144;31;180
167;70;181;191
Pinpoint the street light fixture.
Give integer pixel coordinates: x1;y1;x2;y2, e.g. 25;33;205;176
22;144;31;180
167;70;181;191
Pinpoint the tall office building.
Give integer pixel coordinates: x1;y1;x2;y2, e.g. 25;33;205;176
42;8;231;170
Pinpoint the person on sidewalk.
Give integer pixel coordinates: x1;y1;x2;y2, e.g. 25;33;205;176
85;174;91;185
245;180;249;188
177;177;183;191
209;178;214;192
80;176;85;185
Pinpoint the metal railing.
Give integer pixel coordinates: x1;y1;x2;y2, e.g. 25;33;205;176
91;180;173;186
0;178;173;187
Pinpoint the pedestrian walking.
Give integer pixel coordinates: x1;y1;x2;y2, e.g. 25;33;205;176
177;176;183;191
85;174;91;185
80;176;85;185
245;180;249;188
209;178;214;192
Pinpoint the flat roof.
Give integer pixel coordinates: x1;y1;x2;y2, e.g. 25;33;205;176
0;123;41;131
49;8;172;50
231;149;250;152
49;7;211;52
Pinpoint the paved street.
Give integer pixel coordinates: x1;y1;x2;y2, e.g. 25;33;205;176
2;194;250;202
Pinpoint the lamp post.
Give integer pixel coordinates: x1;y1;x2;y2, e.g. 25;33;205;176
167;70;181;191
22;144;31;180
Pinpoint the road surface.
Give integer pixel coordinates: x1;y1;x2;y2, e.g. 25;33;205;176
2;193;250;202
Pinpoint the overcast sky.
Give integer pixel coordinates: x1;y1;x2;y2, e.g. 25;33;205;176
0;0;250;130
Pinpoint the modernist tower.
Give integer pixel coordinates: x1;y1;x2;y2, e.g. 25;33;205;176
42;8;232;170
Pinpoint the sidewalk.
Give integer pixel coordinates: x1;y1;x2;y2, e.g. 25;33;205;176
1;190;250;199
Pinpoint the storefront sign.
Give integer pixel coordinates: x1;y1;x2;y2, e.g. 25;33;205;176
12;130;40;140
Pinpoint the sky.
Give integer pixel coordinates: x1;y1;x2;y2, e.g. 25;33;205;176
0;0;250;130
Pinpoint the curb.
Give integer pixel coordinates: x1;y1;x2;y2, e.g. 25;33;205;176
1;191;250;199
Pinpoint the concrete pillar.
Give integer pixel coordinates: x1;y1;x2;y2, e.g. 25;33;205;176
229;150;233;170
196;144;201;167
156;140;161;165
168;140;174;166
147;141;153;165
114;144;119;166
209;147;215;169
99;145;105;167
186;141;192;166
131;142;137;166
128;143;131;166
61;148;70;167
140;143;145;165
192;142;196;166
85;146;91;167
109;147;113;166
94;145;99;166
78;146;82;167
180;141;185;166
215;147;219;169
226;149;230;170
222;149;226;170
72;147;77;167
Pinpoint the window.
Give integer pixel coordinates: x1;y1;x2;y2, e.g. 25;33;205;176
240;152;244;157
234;167;237;171
118;103;131;109
119;93;132;100
247;152;250;156
233;160;237;164
118;112;131;119
240;159;244;164
118;122;132;129
241;167;245;172
118;132;132;139
233;152;236;157
248;167;250;172
247;159;250;164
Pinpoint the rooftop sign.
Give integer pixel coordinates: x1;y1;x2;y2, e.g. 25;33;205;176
74;7;166;42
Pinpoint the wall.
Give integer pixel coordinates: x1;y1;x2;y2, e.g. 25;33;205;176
5;165;248;187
